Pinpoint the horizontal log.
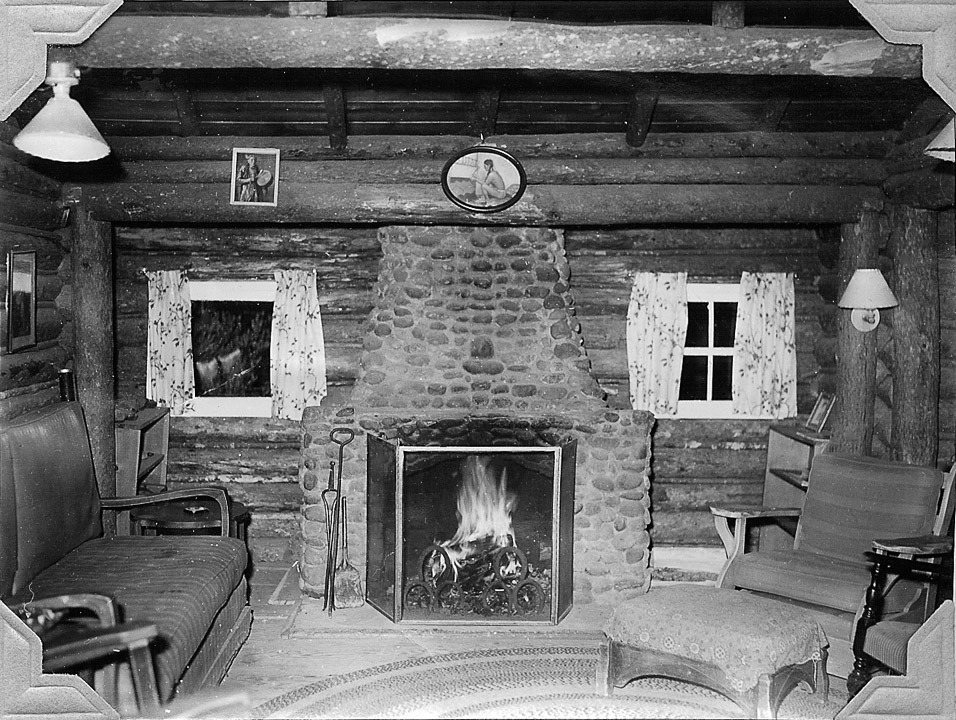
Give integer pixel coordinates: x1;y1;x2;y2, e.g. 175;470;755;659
652;482;762;511
883;167;956;210
100;132;896;162
653;447;767;478
115;226;383;255
166;479;302;513
0;342;69;390
0;188;64;232
0;151;63;199
167;447;299;482
113;157;887;186
74;182;884;225
565;226;822;252
63;17;921;77
0;383;60;421
649;511;723;546
114;253;381;290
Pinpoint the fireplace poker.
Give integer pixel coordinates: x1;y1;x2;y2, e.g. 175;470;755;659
328;427;355;614
322;461;338;611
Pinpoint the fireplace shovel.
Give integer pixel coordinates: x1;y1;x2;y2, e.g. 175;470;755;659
332;496;364;608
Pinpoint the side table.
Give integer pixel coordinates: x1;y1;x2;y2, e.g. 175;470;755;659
132;497;250;542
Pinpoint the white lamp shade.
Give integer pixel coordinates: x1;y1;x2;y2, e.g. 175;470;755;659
925;118;955;162
837;269;898;309
13;84;109;162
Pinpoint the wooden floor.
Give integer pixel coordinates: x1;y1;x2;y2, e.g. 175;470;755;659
192;561;849;718
211;561;613;713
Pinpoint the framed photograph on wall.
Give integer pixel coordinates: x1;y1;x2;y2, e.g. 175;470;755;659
5;250;37;353
441;145;527;213
805;392;835;433
230;147;280;206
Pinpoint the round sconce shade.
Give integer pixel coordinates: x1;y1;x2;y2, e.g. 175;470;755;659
837;269;898;310
13;64;109;163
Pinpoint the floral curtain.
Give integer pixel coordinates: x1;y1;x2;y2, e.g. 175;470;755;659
271;269;328;420
146;270;195;415
626;272;688;414
732;272;797;418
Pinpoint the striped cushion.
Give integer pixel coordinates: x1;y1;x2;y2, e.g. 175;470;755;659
862;619;917;673
11;535;247;700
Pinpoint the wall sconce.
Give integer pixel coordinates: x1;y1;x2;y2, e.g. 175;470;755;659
837;268;898;333
13;61;109;163
924;118;955;163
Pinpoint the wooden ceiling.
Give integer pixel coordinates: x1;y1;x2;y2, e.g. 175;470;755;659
16;2;944;147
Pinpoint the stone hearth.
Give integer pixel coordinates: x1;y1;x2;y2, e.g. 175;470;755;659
299;226;654;608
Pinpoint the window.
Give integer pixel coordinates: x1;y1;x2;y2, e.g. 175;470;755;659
188;280;276;417
677;283;737;418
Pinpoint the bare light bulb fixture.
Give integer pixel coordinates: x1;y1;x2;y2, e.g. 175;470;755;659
837;269;899;333
13;61;110;162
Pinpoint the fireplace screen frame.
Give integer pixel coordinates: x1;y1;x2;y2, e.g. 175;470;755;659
366;438;576;625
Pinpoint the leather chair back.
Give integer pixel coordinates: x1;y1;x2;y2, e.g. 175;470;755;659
0;403;102;599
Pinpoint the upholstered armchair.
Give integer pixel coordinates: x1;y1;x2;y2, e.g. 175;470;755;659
710;453;955;677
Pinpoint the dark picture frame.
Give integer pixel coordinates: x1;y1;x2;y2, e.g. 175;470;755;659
805;391;835;433
5;250;37;353
441;146;527;213
230;147;280;207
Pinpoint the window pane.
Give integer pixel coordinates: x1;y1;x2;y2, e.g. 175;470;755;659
192;301;272;397
714;303;737;347
679;356;708;400
712;355;734;400
685;303;709;347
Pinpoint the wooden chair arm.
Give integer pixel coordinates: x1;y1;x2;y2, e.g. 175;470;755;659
41;620;158;670
872;534;953;556
101;487;231;537
710;504;803;520
12;592;120;628
41;620;162;716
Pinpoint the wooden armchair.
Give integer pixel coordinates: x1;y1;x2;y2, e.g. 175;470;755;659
14;593;161;715
846;530;954;697
710;453;955;677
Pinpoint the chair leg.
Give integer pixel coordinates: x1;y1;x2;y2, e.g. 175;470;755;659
596;638;611;695
848;554;888;698
128;639;161;716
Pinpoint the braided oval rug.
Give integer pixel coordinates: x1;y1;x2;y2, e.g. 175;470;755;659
251;645;845;719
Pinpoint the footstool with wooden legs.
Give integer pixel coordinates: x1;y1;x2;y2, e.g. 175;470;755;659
597;584;829;719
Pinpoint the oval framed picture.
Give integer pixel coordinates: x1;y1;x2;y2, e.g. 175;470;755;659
441;146;527;213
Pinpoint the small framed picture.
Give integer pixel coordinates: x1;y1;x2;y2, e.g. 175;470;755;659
441;145;527;213
230;148;280;206
805;392;835;433
5;250;37;353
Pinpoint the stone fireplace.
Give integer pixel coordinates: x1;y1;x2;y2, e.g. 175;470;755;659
299;226;654;618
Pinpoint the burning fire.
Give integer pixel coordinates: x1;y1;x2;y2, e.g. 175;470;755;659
440;455;517;575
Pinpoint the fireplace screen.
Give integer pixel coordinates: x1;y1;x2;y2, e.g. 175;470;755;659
367;437;575;624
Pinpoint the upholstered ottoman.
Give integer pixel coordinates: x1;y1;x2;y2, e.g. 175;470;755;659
598;584;829;719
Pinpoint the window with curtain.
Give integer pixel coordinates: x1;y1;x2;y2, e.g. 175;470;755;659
627;272;796;419
146;272;328;420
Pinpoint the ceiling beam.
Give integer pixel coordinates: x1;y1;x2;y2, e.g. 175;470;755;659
57;16;922;78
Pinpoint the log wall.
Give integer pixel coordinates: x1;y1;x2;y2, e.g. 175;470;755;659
114;222;828;557
0;124;72;420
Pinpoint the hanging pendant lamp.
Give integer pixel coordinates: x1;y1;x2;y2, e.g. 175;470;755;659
13;61;110;163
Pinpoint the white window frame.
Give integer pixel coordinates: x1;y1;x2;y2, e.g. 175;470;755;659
185;280;276;418
676;282;738;419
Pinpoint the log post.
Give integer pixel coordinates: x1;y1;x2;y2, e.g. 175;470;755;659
833;211;882;455
71;204;117;529
889;204;939;466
